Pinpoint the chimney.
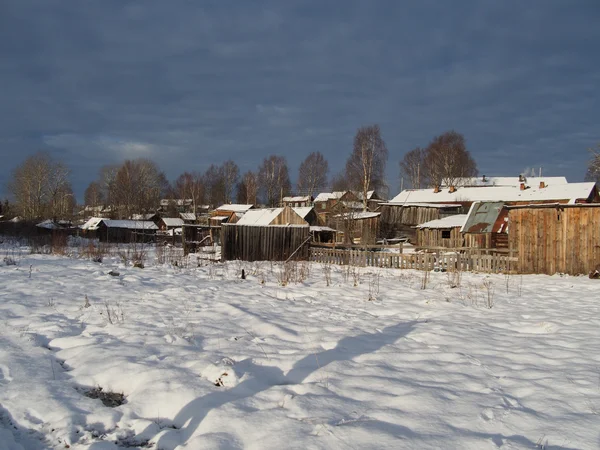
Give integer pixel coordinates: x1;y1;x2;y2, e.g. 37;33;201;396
518;174;526;183
449;186;456;193
434;186;440;193
520;182;526;191
539;181;546;189
482;175;487;182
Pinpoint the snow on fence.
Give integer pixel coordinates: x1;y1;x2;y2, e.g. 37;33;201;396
310;247;518;274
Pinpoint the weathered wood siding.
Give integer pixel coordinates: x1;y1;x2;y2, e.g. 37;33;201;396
271;206;308;225
509;206;600;275
416;227;463;248
221;224;310;261
379;205;462;241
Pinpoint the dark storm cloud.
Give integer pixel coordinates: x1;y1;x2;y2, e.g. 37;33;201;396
1;0;599;199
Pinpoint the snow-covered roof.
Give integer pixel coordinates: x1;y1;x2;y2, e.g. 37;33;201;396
180;212;196;221
417;214;468;229
283;196;311;202
81;217;108;231
161;218;184;227
210;215;230;221
356;190;376;200
215;204;254;213
101;220;158;230
390;182;596;204
9;216;22;223
160;199;192;207
314;191;347;202
335;211;381;220
131;213;156;220
380;202;462;208
292;207;314;219
444;176;568;187
310;226;336;232
236;208;284;226
165;227;182;236
36;219;60;230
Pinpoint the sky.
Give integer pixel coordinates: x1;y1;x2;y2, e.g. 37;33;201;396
1;0;599;201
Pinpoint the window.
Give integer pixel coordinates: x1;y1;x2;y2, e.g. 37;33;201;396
441;230;451;239
321;203;326;210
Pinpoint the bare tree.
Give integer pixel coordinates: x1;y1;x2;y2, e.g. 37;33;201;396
400;147;426;189
112;159;166;217
99;164;120;213
237;171;258;204
297;152;329;198
8;152;72;220
84;181;105;208
258;155;291;207
174;171;205;213
345;124;388;211
222;160;240;204
204;164;225;207
423;131;477;187
330;171;351;192
585;143;600;184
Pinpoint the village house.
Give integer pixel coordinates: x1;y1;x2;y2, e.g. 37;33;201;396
282;196;313;208
88;219;158;243
313;191;362;225
210;204;254;226
381;179;599;243
157;217;184;232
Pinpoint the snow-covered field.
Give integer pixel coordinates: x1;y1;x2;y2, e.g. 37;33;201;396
1;243;599;449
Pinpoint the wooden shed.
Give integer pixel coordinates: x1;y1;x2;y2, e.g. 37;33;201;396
332;211;380;244
379;202;463;241
416;214;467;249
461;202;509;249
508;203;600;275
221;206;310;261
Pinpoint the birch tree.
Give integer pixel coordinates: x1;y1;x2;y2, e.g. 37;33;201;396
585;143;600;183
8;152;72;220
297;152;329;198
258;155;291;207
222;160;240;204
400;147;426;189
423;131;477;187
237;171;258;205
345;125;388;211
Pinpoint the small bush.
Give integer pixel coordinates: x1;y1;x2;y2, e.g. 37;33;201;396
84;386;126;407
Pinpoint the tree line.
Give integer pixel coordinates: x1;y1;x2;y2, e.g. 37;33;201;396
7;126;552;221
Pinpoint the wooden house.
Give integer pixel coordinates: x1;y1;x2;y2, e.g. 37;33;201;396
158;217;184;232
314;191;361;225
415;215;467;249
179;212;197;224
210;204;254;226
356;190;386;211
389;181;599;210
508;203;600;275
282;196;313;207
221;206;310;261
379;202;463;242
461;202;509;250
96;219;158;243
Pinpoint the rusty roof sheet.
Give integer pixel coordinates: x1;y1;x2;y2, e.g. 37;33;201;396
461;202;506;233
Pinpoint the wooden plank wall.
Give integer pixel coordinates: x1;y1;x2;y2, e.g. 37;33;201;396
509;207;600;275
221;224;310;262
416;227;463;248
271;206;308;225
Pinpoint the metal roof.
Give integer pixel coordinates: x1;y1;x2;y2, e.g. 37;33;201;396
461;202;505;233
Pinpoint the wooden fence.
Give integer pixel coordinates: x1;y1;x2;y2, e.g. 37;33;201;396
310;247;518;274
